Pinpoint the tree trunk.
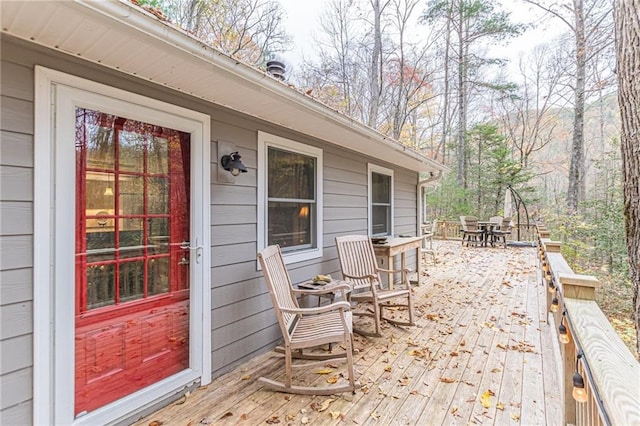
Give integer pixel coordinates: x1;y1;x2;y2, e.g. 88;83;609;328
368;0;384;128
567;0;586;213
615;0;640;358
456;0;465;187
439;3;452;164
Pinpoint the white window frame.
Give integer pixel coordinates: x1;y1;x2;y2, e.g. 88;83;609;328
257;131;323;265
368;163;394;236
33;67;211;425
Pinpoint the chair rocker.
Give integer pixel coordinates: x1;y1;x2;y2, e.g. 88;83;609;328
335;235;415;337
257;245;358;395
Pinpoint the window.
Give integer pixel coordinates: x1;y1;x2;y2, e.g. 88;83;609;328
368;164;394;236
258;132;323;264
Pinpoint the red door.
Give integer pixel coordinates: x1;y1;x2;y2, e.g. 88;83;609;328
74;109;191;415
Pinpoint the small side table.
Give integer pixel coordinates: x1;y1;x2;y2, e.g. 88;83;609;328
295;279;352;306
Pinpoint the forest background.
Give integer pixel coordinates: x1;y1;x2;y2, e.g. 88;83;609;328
137;0;637;356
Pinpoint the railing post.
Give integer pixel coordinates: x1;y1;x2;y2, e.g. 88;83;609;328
559;274;600;426
559;274;600;301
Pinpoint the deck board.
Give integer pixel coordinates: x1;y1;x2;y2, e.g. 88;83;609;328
134;241;561;426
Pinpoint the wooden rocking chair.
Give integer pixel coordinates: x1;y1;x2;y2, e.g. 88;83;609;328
335;235;415;337
257;245;358;395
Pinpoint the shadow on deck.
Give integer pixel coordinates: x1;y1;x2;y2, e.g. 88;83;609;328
135;241;561;425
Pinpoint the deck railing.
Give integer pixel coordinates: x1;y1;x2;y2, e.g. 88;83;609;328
432;220;537;243
536;225;640;426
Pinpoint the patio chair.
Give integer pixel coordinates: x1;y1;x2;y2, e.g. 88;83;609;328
421;220;437;263
487;216;503;246
257;245;358;395
491;217;512;248
460;216;484;247
335;235;414;337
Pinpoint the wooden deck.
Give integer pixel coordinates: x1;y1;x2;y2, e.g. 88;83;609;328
135;241;562;425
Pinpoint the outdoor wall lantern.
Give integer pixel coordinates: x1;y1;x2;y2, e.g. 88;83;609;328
220;151;247;176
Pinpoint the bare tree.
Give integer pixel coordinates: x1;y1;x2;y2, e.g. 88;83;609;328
497;44;566;170
158;0;291;66
615;0;640;357
367;0;391;128
523;0;614;213
423;0;523;187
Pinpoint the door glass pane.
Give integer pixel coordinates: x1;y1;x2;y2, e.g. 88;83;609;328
83;112;115;170
149;218;169;255
148;136;169;174
148;177;168;214
148;257;169;295
120;176;144;215
86;264;116;309
120;219;144;259
119;130;145;173
119;260;144;302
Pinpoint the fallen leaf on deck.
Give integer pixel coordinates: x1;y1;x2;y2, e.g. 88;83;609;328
314;368;334;375
511;413;520;421
148;421;163;426
285;413;297;421
496;402;505;410
440;377;456;383
384;366;392;372
450;351;459;357
480;390;493;408
266;416;280;424
241;375;251;380
326;376;338;384
219;412;233;419
451;406;458;415
329;411;343;420
240;414;248;420
497;343;508;350
318;398;336;412
409;349;427;357
371;411;380;419
491;368;501;373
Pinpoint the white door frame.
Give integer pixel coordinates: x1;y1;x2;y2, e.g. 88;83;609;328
33;67;211;425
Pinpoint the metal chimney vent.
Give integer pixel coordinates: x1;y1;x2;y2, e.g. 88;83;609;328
266;60;286;81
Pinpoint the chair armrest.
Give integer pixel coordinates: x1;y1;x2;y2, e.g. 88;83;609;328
342;273;377;282
281;301;352;315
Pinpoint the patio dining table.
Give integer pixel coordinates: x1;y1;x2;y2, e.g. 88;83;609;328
477;221;497;247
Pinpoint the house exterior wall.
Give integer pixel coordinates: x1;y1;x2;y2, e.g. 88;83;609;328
0;35;419;422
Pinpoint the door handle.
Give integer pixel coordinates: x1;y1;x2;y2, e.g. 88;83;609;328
179;239;203;264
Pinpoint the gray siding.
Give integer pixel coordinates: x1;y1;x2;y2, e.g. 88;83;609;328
0;34;420;420
0;42;35;422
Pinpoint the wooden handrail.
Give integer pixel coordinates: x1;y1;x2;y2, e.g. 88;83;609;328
537;226;640;426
